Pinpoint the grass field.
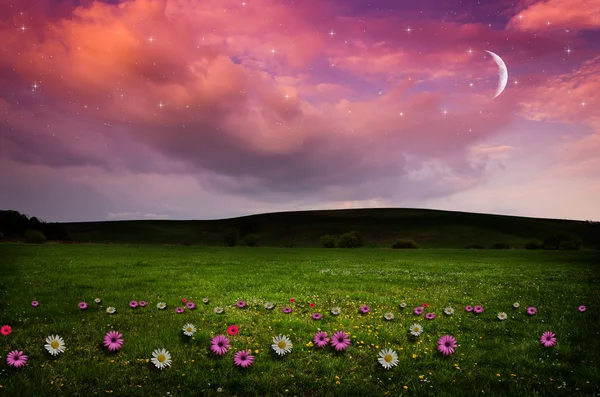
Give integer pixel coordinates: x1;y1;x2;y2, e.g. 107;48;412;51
1;244;599;396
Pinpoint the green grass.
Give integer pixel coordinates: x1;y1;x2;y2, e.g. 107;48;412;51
61;208;600;248
1;244;599;396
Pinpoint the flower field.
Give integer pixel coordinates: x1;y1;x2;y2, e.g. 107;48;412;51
0;244;599;396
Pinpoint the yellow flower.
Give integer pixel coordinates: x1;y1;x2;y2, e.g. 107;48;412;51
403;386;408;389
496;374;500;377
419;375;424;379
412;354;417;359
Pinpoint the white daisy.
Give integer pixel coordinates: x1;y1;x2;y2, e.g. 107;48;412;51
106;306;116;314
182;323;196;336
45;335;66;356
151;348;172;370
409;323;423;337
272;334;293;356
378;348;399;369
331;307;341;316
202;298;209;304
383;312;394;321
399;302;407;308
444;307;455;316
264;302;274;310
94;298;102;304
497;312;508;321
214;306;224;314
513;302;520;308
157;302;167;310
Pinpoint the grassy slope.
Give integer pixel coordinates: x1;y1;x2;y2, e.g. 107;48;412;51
0;244;599;396
61;208;600;248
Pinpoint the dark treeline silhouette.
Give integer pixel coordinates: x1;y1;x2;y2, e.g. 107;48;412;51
0;210;70;241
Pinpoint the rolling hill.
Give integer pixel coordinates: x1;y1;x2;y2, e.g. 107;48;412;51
61;208;600;248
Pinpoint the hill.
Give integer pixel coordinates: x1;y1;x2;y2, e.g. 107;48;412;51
60;208;600;248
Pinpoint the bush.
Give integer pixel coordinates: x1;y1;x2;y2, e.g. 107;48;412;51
560;240;581;251
320;234;337;248
491;242;511;249
465;244;485;249
524;240;543;250
543;231;582;250
244;234;259;247
336;231;363;248
391;239;419;249
23;229;46;244
223;228;239;247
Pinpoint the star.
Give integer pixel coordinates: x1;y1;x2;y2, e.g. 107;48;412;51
31;82;39;91
148;37;154;43
19;25;26;32
406;26;412;33
329;30;335;37
565;46;571;55
467;48;474;54
158;102;164;109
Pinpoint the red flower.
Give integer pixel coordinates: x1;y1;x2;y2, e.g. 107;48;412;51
422;303;429;307
1;325;12;336
289;298;295;303
309;303;315;308
182;298;188;303
227;325;239;336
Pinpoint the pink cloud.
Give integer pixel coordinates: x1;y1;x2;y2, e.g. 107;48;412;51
508;0;600;31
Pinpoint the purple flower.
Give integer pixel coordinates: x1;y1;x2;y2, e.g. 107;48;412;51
103;330;124;351
174;307;185;314
78;302;88;310
139;301;147;307
186;302;196;310
330;331;351;352
311;313;323;320
527;307;537;316
282;307;292;314
437;335;457;356
540;331;556;348
413;307;423;315
473;305;484;314
578;305;586;312
465;305;473;312
233;350;254;368
31;301;39;307
6;350;28;368
237;300;246;308
313;331;329;348
129;301;138;309
360;305;370;314
425;312;436;320
210;335;230;356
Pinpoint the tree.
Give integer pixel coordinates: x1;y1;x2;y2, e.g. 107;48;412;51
223;228;239;247
336;231;363;248
244;233;259;247
320;234;337;248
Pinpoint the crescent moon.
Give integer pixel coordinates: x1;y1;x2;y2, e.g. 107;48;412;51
485;50;508;99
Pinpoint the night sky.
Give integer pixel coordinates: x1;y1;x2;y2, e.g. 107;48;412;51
1;0;599;222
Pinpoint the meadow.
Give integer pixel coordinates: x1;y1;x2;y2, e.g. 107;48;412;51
1;244;599;396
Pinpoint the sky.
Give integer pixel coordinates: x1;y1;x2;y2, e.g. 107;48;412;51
0;0;599;222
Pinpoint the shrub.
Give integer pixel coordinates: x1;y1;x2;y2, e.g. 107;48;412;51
465;244;485;249
23;229;46;244
244;233;259;247
391;239;419;249
491;242;511;249
543;231;582;250
560;239;581;251
320;234;337;248
223;228;239;247
524;240;543;250
336;231;363;248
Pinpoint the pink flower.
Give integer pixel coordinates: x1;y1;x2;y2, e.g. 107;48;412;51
422;303;429;307
473;305;484;314
227;325;239;336
174;307;184;314
465;306;473;312
578;305;586;312
282;307;292;314
330;331;351;351
1;325;12;336
6;350;28;368
139;301;147;307
104;330;124;351
313;331;329;348
237;300;246;308
186;302;196;310
527;307;537;316
210;335;230;356
182;298;188;303
359;305;370;314
129;301;138;309
311;313;322;320
437;335;457;356
233;350;254;368
289;298;295;303
413;307;423;315
309;303;315;308
425;312;436;320
31;301;39;307
78;302;88;310
540;331;556;348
